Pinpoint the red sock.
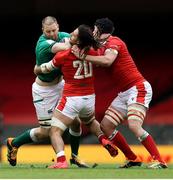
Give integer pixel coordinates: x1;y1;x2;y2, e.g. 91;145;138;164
57;155;66;163
98;134;107;144
111;131;137;160
141;135;164;163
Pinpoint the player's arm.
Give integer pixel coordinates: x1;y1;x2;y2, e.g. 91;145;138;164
34;60;56;75
84;49;118;67
71;46;118;67
51;38;71;53
34;51;66;75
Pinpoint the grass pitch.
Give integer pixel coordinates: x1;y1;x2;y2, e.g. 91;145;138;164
0;163;173;179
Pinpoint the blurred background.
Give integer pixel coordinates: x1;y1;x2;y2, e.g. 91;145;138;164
0;0;173;163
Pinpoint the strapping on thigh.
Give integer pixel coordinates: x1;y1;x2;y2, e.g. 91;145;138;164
127;105;146;122
105;107;125;126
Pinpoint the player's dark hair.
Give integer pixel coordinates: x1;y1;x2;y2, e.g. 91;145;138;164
77;24;100;51
94;18;115;34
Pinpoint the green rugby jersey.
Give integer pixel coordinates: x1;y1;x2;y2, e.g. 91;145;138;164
35;32;70;82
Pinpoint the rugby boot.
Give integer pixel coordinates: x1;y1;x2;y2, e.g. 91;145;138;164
148;160;168;169
70;154;89;168
48;160;68;169
7;137;18;166
119;156;142;168
102;139;118;157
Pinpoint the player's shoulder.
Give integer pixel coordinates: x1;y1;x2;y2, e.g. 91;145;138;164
108;35;123;43
37;34;47;42
58;32;70;40
56;49;71;58
107;35;125;48
37;34;55;46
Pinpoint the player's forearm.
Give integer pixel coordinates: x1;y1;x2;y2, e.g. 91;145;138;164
85;55;112;67
85;50;118;67
51;38;71;53
34;61;56;75
51;43;69;53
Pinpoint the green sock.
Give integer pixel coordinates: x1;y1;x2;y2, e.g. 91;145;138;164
69;134;80;157
12;129;33;148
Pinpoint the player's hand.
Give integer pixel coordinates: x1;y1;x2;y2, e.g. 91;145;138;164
63;37;71;49
34;65;42;75
71;45;80;58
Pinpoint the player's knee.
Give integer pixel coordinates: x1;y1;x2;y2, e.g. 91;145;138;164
128;119;145;137
39;128;50;139
101;107;123;132
69;118;82;136
35;133;48;140
70;118;81;132
100;120;107;132
69;129;81;136
31;128;50;141
49;126;63;138
128;122;138;133
100;118;115;136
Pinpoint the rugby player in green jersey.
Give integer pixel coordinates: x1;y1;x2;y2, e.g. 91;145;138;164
7;16;89;168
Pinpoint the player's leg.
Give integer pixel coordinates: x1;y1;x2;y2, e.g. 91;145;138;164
69;117;81;158
49;95;84;169
79;94;118;157
82;116;118;157
127;104;167;169
100;96;142;168
53;80;87;167
69;117;89;168
48;110;73;169
7;127;49;166
127;81;167;169
7;82;58;166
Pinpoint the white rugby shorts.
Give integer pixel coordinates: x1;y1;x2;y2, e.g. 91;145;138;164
32;80;64;127
111;81;152;116
56;94;95;120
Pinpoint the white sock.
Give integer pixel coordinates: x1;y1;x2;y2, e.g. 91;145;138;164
30;128;39;142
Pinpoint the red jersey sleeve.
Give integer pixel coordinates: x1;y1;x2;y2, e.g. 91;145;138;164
52;49;70;68
106;36;121;51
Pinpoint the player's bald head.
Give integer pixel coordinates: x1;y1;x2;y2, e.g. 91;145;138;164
42;16;58;27
41;16;59;40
